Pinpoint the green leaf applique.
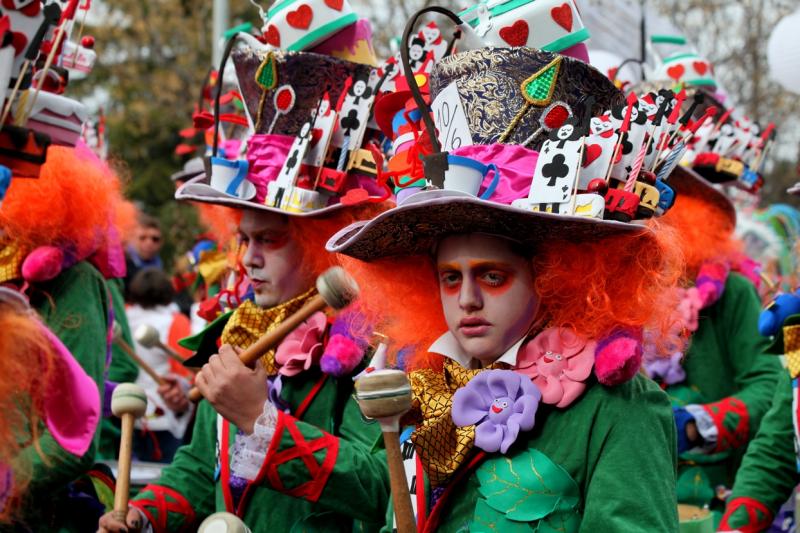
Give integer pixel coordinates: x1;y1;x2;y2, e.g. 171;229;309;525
472;448;580;530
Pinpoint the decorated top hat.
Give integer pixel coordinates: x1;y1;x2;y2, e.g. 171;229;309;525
326;11;680;261
176;38;389;217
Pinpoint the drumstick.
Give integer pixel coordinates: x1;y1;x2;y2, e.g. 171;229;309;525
112;322;165;386
110;383;148;523
188;266;359;402
134;324;187;366
354;344;415;533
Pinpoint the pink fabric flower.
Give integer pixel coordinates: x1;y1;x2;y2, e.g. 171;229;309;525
275;312;326;377
515;327;595;408
675;287;703;333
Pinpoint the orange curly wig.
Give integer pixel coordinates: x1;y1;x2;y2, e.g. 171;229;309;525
0;306;57;523
341;221;683;371
0;145;136;259
661;194;742;279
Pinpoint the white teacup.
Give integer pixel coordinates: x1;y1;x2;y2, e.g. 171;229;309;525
442;155;499;199
209;156;255;200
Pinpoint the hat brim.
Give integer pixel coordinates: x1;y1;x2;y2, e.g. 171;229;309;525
669;165;736;226
170;168;205;182
326;189;651;261
175;175;384;218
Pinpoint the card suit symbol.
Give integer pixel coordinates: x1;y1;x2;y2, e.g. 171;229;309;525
542;153;569;186
693;61;708;75
309;128;323;147
3;0;40;16
499;20;529;47
583;144;602;167
667;64;685;81
286;4;313;30
275;86;296;112
9;31;27;56
324;0;344;11
551;3;573;32
264;25;280;47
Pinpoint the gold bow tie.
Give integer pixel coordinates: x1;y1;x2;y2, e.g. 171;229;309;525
783;324;800;379
219;287;318;375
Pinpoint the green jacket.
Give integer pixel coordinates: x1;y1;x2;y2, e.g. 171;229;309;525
402;374;678;533
719;371;796;531
666;273;783;504
131;365;390;532
5;262;110;532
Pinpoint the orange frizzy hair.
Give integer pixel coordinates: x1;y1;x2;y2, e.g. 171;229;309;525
195;203;242;246
342;223;683;371
0;145;132;257
0;307;57;522
289;202;390;280
661;194;742;278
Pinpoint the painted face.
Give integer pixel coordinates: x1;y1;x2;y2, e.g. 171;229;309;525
422;26;440;44
352;80;367;97
409;45;424;61
638;99;657;117
556;124;574;140
590;116;613;135
299;121;311;137
239;210;313;308
437;234;539;365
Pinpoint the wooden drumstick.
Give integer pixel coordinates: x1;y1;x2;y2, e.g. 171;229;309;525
113;322;165;386
134;324;187;366
198;511;252;533
354;343;415;533
110;383;148;523
188;266;359;402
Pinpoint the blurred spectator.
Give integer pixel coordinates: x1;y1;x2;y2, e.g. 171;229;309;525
127;268;194;463
125;214;164;292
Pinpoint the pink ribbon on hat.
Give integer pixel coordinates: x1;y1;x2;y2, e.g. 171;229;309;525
245;134;295;203
452;144;539;204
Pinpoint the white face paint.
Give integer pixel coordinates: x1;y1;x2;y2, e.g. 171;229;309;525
239;210;314;308
437;234;539;364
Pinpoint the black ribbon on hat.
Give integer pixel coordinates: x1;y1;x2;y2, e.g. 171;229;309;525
399;6;468;189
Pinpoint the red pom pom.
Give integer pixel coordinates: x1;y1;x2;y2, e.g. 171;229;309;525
81;36;95;49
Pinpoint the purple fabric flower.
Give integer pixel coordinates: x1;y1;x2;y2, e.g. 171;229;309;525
452;370;541;454
643;352;686;385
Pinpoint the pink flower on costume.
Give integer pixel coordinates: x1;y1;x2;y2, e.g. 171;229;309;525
515;327;595;408
675;287;703;333
275;312;326;376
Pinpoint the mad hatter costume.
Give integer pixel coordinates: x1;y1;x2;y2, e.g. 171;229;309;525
326;9;685;530
645;159;782;517
102;19;395;532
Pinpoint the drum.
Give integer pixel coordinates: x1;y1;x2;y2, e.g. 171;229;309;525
99;460;166;492
678;504;714;533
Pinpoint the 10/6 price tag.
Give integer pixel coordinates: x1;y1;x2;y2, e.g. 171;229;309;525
430;82;473;152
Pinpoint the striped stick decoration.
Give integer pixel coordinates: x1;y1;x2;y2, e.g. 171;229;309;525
624;140;648;192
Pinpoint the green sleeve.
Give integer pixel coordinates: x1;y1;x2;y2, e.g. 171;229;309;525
698;274;783;451
107;278;139;383
580;376;679;532
132;400;218;531
22;262;109;491
261;397;390;524
719;371;797;531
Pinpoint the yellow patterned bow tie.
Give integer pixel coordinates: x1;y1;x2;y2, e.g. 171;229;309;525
407;357;508;487
783;324;800;379
0;240;27;284
219;287;318;375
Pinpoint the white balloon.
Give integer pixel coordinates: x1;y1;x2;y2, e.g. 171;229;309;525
767;9;800;94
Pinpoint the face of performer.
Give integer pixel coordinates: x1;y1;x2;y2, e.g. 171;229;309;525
436;234;539;364
239;210;313;308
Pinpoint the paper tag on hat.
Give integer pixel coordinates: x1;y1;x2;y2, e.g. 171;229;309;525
431;82;473;152
528;123;583;205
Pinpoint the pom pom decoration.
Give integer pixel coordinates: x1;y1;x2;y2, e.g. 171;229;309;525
593;328;643;386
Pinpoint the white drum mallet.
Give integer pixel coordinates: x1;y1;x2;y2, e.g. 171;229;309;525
198;512;252;533
110;383;148;523
134;324;186;365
